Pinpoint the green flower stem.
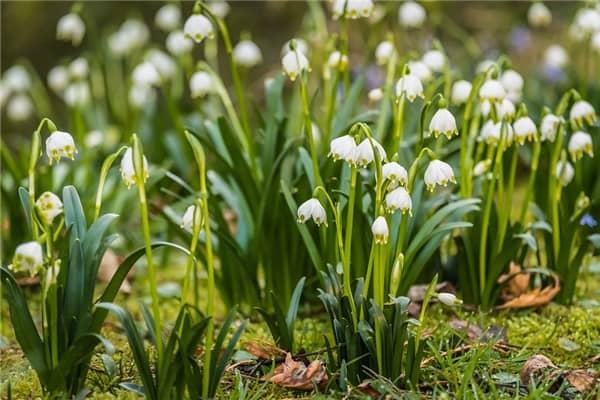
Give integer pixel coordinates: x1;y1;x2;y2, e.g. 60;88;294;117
340;15;350;94
182;200;202;307
324;70;340;142
343;166;358;325
375;50;398;142
460;75;486;198
300;75;323;188
392;96;406;155
94;146;127;221
518;140;541;223
496;145;518;252
313;186;345;261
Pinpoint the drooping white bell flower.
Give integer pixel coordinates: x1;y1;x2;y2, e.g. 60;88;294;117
398;1;426;28
56;13;85;46
132;62;161;87
570;100;597;127
155;4;181;32
297;198;327;226
181;204;202;233
385;187;412;215
46;130;77;164
371;216;389;244
11;242;43;274
505;90;522;103
500;70;523;94
129;84;155;109
183;14;214;43
438;292;462;306
36;192;63;224
424;160;456;191
408;61;432;83
69;57;89;80
527;2;552;28
513;116;537;145
382;162;408;185
166;30;193;56
395;74;424;102
109;19;150;56
233;40;263;68
329;135;358;165
555;160;574;186
574;8;600;34
428;108;458;139
147;50;177;81
483;121;514;146
281;50;310;81
281;38;309;57
64;82;90;107
478;120;495;143
422;50;445;72
496;99;516;120
568;131;593;160
368;88;384;102
544;45;568;68
479;79;505;103
6;94;34;122
473;159;492;176
327;51;348;70
190;71;214;98
375;41;394;65
47;66;69;93
356;138;386;167
121;147;149;189
451;80;472;104
3;65;31;92
206;0;230;18
332;0;374;19
540;114;561;142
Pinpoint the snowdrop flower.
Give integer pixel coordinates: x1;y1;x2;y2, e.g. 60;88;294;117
36;192;63;224
424;160;456;191
527;2;552;28
46;130;77;164
184;14;214;43
309;122;321;144
297;198;327;226
190;71;214;98
476;59;495;74
479;120;495;142
368;88;384;102
555;160;574;186
451;80;472;104
281;38;309;57
166;30;193;56
282;50;310;81
408;61;432;83
147;50;177;81
574;8;600;35
181;205;202;232
505;90;522;103
473;159;492;176
6;94;34;122
513;116;537;144
327;51;348;70
375;41;394;65
382;162;408;186
85;130;104;148
570;100;597;127
3;65;31;92
120;19;150;51
484;121;514;146
64;82;90;107
133;62;161;87
385;187;412;214
47;66;69;93
11;242;43;274
332;0;374;19
496;99;516;120
371;216;389;244
233;40;263;67
155;4;181;31
500;70;523;94
568;131;593;160
544;45;568;68
422;50;445;72
438;293;462;306
399;1;426;28
593;32;600;52
395;74;424;101
69;57;89;80
479;79;505;103
428;108;458;139
540;114;561;142
207;0;230;18
129;84;155;109
121;147;149;188
56;13;85;46
329;135;358;164
356;138;386;167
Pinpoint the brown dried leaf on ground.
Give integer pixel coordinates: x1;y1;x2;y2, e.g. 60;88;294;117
564;369;598;393
521;355;558;387
244;340;286;361
497;261;530;301
522;355;598;394
97;249;133;294
497;273;560;309
265;352;328;391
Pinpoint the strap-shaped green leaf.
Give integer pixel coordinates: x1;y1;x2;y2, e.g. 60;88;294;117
63;186;87;242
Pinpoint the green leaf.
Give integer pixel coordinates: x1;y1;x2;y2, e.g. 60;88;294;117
286;277;306;333
332;74;365;137
514;233;537;251
588;234;600;249
63;186;87;241
18;187;33;235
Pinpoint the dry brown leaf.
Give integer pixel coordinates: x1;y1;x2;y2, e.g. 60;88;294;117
497;262;530;301
244;340;286;361
521;355;558;387
16;275;40;286
565;369;598;393
497;274;560;309
265;352;327;391
97;249;132;294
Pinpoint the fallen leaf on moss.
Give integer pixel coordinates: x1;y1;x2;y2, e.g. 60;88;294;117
497;273;560;309
497;262;530;301
521;354;557;386
245;340;286;361
265;352;327;391
564;369;598;393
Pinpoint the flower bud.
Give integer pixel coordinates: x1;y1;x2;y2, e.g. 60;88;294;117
121;147;149;188
555;160;574;186
368;88;384;102
438;292;462;306
36;192;63;224
371;216;389;244
181;204;202;232
473;159;492;176
46;130;77;164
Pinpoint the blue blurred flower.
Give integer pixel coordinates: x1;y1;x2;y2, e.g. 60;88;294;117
509;26;531;52
580;213;598;228
542;64;565;84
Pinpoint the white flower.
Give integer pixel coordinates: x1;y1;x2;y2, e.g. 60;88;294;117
544;45;568;68
568;131;593;160
513;116;537;145
329;135;358;164
206;0;230;18
479;79;505;103
555;160;574;186
327;51;348;70
570;100;597;127
3;65;31;92
479;120;495;142
309;122;321;144
155;4;181;31
109;19;150;55
395;74;424;101
483;121;514;146
527;2;552;28
166;30;193;56
473;159;491;176
593;32;600;52
574;8;600;34
496;99;516;120
356;138;386;167
375;41;394;65
6;94;34;122
371;216;389;244
85;130;104;148
500;70;523;93
132;62;161;87
505;90;522;103
424;160;456;191
399;1;426;28
181;205;202;232
385;187;412;214
368;88;384;102
233;40;263;68
422;50;445;72
428;108;458;139
282;50;310;81
540;114;561;142
129;84;155;109
183;14;214;43
190;71;214;98
64;82;90;107
56;13;85;46
281;38;309;57
69;57;89;80
120;147;149;189
11;242;43;274
451;80;472;104
297;198;327;226
48;66;69;93
46;130;77;164
36;192;63;224
408;61;432;83
333;0;374;19
438;292;462;306
476;59;495;74
147;50;177;81
382;162;408;185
